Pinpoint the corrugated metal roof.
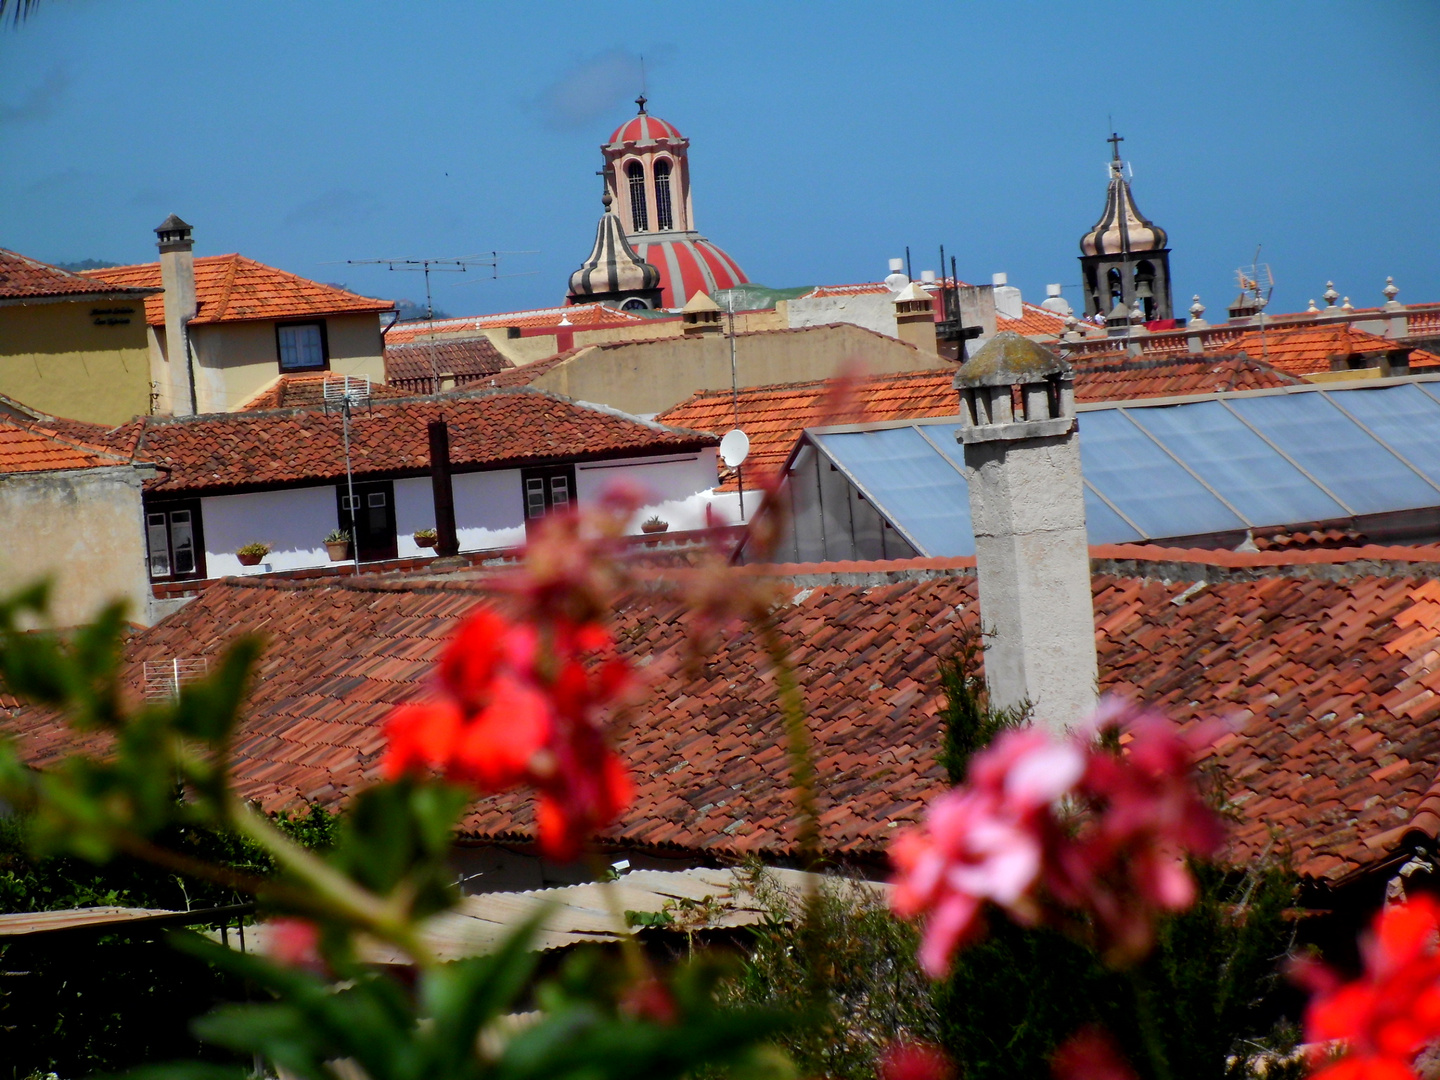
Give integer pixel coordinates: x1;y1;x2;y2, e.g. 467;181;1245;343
0;903;251;937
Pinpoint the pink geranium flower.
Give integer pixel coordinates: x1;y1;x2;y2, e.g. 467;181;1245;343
890;700;1226;976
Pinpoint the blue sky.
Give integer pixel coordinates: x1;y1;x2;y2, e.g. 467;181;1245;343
1;2;1436;319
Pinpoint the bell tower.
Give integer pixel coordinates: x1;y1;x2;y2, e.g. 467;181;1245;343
1078;134;1174;323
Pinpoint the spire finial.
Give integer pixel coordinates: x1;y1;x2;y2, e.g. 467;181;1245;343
635;92;647;115
1107;131;1124;162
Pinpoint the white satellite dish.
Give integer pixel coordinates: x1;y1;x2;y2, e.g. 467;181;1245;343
720;428;750;468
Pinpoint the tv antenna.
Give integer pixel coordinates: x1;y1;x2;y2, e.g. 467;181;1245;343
344;252;535;394
1235;245;1276;360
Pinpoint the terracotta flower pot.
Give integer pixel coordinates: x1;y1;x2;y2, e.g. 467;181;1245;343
326;541;350;562
640;521;669;534
237;551;265;566
414;534;438;549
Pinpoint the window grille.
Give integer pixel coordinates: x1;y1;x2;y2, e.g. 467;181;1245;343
143;657;209;702
654;160;674;231
627;162;648;232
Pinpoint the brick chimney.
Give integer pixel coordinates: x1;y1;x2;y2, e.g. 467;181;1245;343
155;214;197;415
955;332;1098;731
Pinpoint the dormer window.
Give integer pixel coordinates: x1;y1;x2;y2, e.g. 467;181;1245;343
277;321;327;371
654;159;674;231
626;162;648;232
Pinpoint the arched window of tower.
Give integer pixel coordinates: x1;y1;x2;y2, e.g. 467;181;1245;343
654;159;674;232
627;162;648;232
1135;260;1156;320
1107;266;1123;306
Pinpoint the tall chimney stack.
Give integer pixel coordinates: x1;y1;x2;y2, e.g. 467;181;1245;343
155;214;197;416
954;332;1097;731
893;281;938;354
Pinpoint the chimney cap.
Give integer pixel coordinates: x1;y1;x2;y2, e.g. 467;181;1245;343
155;213;194;253
682;290;721;314
155;213;192;235
954;331;1069;389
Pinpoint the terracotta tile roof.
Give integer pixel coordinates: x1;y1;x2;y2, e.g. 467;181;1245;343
0;416;129;474
384;336;513;391
656;371;959;492
996;304;1069;336
1212;325;1404;376
1067;352;1300;400
238;374;411;411
0;248;156;302
81;255;393;326
655;355;1299;492
130;387;716;494
383;304;650;344
798;282;893;298
9;555;1440;881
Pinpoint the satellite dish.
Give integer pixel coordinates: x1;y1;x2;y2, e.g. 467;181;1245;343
720;428;750;468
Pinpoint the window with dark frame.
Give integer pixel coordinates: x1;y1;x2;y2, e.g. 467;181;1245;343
626;162;648;232
276;321;328;371
521;464;576;524
654;159;674;231
145;500;205;581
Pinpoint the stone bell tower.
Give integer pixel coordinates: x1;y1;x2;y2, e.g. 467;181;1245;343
1078;133;1173;324
955;332;1098;731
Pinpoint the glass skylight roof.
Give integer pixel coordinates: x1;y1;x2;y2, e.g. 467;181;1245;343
802;380;1440;557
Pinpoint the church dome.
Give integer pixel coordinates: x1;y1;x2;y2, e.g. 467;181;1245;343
630;235;746;309
608;99;685;148
1080;158;1168;257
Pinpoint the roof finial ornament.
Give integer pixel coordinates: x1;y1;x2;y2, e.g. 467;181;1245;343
1383;276;1401;306
1307;298;1319;312
635;92;647;115
1189;295;1205;321
1323;281;1339;308
1107;130;1124;162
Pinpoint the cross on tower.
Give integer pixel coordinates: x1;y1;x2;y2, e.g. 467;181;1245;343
1107;131;1124;161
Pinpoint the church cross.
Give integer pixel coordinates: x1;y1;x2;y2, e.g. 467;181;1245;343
1107;131;1124;160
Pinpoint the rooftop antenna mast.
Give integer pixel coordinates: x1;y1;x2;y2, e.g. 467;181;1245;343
1235;245;1275;360
323;375;374;575
725;292;747;520
347;254;508;394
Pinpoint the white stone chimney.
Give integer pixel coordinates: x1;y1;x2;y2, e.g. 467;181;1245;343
955;332;1098;731
155;214;197;416
991;272;1023;321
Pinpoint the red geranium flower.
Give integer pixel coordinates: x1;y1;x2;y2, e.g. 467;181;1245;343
383;604;633;861
1301;896;1440;1080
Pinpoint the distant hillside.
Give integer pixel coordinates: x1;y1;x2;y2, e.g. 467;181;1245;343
53;259;121;272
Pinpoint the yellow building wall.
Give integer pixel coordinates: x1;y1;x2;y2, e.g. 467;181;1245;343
531;323;950;416
192;312;386;413
0;300;152;424
0;465;155;627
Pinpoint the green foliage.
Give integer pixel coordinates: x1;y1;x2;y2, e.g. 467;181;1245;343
723;868;940;1080
936;629;1029;785
0;582;801;1080
936;859;1302;1080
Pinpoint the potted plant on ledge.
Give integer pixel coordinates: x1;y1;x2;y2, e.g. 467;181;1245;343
640;515;669;535
324;530;350;562
413;528;438;549
235;541;271;567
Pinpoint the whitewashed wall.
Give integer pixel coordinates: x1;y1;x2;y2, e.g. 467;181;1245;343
201;485;338;576
453;468;526;552
575;448;722;531
191;450;721;578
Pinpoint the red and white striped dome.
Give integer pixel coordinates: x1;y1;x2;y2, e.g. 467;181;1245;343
631;236;748;309
607;100;685;148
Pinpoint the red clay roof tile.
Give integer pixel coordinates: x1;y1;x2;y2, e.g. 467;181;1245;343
0;248;156;302
8;552;1440;882
82;255;393;326
384;336;513;391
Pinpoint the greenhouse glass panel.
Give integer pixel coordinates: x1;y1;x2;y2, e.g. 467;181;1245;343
813;428;974;557
1225;393;1438;514
1322;385;1440;487
1123;400;1344;526
1077;410;1245;539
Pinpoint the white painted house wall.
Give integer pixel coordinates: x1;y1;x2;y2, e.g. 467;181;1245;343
452;469;526;553
785;292;897;338
201;485;338;576
575;449;721;531
188;450;721;579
